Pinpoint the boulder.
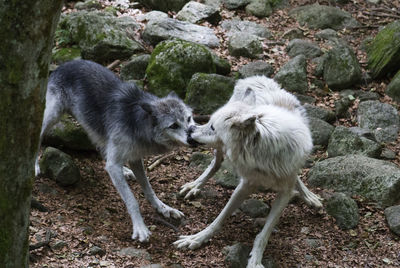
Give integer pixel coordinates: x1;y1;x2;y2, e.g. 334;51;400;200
228;33;263;58
43;115;94;151
75;0;102;10
357;100;399;143
245;0;273;18
323;40;362;89
223;243;251;268
308;155;400;207
221;19;272;38
57;11;144;62
386;70;400;102
274;55;308;94
238;61;274;78
367;20;400;78
289;4;360;30
118;247;152;260
142;17;219;48
176;1;221;24
303;104;335;123
326;193;360;230
146;40;216;98
120;54;151;81
327;126;382;158
315;28;338;40
282;28;304;40
384;205;400;236
286;39;322;59
39;147;81;186
210;52;232;75
137;0;189;12
308;117;335;146
240;199;270;218
185;73;235;114
137;11;168;22
223;0;251;10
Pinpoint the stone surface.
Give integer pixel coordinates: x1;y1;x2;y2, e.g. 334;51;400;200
386;70;400;102
142;17;219;48
137;0;190;12
146;40;216;98
221;19;272;38
75;0;102;10
185;73;235;114
315;28;338;40
245;0;273;18
238;61;274;78
367;20;400;78
39;147;81;186
223;0;251;10
326;193;360;230
240;199;270;218
308;155;400;207
52;47;81;64
384;205;400;235
308;117;335;146
274;55;308;93
223;243;251;268
118;247;151;260
289;4;360;30
137;10;168;22
357;100;399;143
327;126;382;158
176;1;221;24
286;39;322;59
228;33;263;58
304;103;335;123
120;54;151;81
282;28;304;40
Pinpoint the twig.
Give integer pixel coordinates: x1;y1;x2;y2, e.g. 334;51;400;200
370;7;400;15
106;60;121;70
348;25;379;30
152;216;179;232
29;229;51;251
147;152;174;171
362;11;400;19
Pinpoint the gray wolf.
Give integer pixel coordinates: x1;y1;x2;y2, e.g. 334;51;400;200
175;76;322;267
35;60;195;242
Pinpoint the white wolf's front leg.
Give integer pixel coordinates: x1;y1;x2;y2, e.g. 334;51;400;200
130;160;184;219
180;149;223;199
174;179;252;249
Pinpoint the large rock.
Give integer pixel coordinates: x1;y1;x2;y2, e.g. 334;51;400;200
43;115;94;151
223;243;251;268
176;1;221;24
245;0;273;18
57;11;144;62
137;0;189;12
385;205;400;236
308;155;400;207
39;147;81;186
238;61;274;78
386;70;400;102
228;33;263;58
185;73;235;114
289;4;360;30
75;0;102;10
323;40;362;89
118;247;151;260
286;39;322;59
304;104;335;123
223;0;251;9
367;20;400;78
325;192;360;230
221;19;272;38
274;55;308;94
308;117;335;146
146;40;216;98
357;100;399;143
327;126;382;158
240;199;270;218
120;54;151;81
142;17;219;48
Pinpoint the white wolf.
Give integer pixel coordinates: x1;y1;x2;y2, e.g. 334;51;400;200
176;76;322;267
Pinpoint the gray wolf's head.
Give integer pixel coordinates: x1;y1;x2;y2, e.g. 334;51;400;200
142;92;195;148
188;102;257;148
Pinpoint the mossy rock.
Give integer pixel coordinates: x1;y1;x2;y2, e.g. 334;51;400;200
326;193;359;230
146;40;216;98
75;0;102;10
120;54;151;81
386;70;400;102
52;47;81;64
185;73;235;114
274;55;308;93
367;20;400;78
137;0;190;12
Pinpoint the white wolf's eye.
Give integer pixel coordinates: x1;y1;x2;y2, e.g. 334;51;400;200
169;123;180;129
187;116;191;123
210;124;215;131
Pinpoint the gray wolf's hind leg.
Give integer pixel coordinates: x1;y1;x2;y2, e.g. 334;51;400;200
180;148;223;199
35;92;64;176
129;160;184;219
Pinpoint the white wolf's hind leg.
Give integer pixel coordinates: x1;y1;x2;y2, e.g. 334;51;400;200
295;176;323;208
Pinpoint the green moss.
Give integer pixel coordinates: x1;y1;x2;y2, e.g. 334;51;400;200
52;47;81;63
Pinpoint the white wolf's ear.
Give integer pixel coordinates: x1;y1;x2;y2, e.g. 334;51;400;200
244;87;256;103
167;91;179;99
232;114;257;129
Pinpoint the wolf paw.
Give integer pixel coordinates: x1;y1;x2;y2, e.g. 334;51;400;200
180;181;202;199
304;192;323;209
246;258;264;268
132;224;151;242
173;231;210;250
35;164;41;177
157;204;184;219
123;166;136;180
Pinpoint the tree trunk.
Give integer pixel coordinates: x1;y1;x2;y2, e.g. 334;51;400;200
0;1;63;267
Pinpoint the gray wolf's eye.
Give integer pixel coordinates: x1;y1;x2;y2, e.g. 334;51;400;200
210;124;215;131
187;116;191;123
169;123;180;129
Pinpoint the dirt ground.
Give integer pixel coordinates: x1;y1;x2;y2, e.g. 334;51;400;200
30;0;400;267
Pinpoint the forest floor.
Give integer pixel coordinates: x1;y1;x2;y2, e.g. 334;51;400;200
30;0;400;267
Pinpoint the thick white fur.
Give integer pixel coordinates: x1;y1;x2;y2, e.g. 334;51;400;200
176;76;322;268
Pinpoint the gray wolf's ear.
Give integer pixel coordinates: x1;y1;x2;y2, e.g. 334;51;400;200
167;91;178;98
232;114;257;129
140;102;156;116
244;87;256;103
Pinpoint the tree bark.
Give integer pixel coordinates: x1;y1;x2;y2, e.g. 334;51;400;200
0;1;63;267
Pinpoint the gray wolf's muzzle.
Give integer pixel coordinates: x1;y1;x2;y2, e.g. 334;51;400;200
187;125;202;147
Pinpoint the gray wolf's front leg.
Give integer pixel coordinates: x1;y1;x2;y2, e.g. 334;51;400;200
105;160;150;242
129;160;184;219
180;148;223;199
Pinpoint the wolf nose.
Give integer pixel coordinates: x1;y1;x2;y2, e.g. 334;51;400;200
188;125;197;135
